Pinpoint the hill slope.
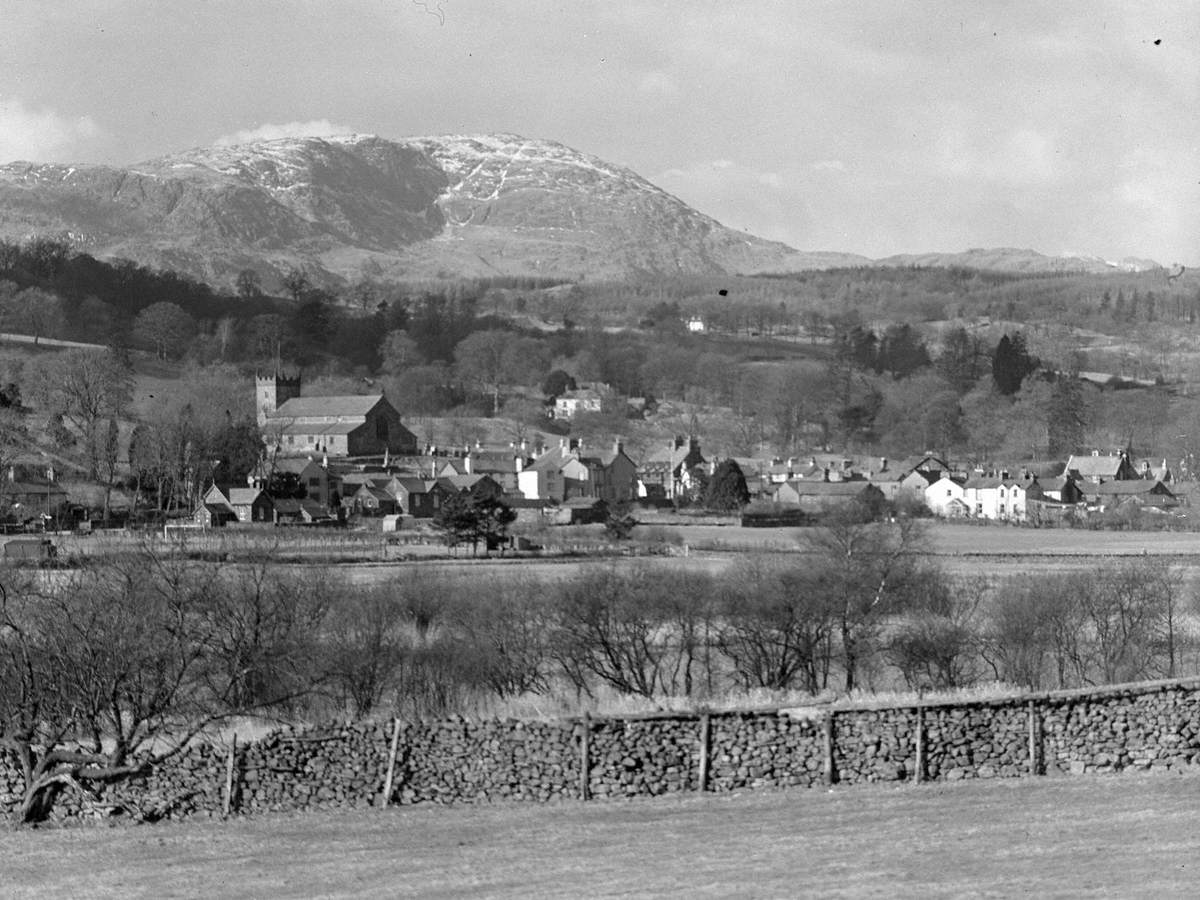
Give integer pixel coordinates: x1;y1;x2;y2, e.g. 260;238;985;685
0;133;855;285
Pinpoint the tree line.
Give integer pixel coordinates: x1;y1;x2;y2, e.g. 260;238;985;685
3;526;1191;822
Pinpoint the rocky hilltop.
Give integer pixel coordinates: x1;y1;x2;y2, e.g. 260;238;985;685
0;133;1161;287
0;133;849;285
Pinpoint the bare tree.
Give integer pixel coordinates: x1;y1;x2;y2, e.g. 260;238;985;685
27;348;132;478
801;512;930;693
717;555;835;694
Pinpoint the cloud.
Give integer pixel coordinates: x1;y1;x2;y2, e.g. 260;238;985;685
214;119;357;146
938;126;1057;184
811;159;846;172
637;71;680;100
651;158;813;246
0;97;101;163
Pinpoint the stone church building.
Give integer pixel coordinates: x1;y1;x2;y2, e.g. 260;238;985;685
256;372;416;458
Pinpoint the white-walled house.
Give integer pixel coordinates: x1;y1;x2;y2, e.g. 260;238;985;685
963;476;1031;522
924;474;969;517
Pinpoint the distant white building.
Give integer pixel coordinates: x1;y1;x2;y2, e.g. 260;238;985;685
553;388;605;419
686;316;706;333
924;474;968;517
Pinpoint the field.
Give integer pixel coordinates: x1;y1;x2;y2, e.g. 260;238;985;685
6;773;1200;897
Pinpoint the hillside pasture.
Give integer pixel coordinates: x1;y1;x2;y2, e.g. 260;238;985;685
6;773;1200;898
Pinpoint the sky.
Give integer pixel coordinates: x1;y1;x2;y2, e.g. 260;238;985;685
1;1;1197;264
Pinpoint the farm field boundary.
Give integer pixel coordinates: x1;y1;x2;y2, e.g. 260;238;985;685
6;676;1200;824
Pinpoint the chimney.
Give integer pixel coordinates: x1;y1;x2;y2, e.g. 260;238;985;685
674;435;685;451
614;438;624;456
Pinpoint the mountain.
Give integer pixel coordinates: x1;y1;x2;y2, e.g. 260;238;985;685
0;133;862;286
874;247;1162;275
0;134;1162;287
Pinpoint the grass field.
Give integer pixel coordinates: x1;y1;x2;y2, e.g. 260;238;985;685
6;773;1200;898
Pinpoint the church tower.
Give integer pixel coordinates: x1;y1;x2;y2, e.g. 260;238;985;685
256;370;301;426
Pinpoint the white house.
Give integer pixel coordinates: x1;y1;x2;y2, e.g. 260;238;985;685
553;389;605;420
963;476;1031;522
924;474;969;517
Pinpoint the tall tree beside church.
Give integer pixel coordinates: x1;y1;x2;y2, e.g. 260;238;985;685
992;333;1038;396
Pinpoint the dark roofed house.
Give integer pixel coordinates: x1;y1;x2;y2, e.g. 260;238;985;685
773;479;885;515
1064;451;1138;484
350;483;398;516
273;497;336;525
639;436;706;501
392;477;451;518
1086;479;1178;512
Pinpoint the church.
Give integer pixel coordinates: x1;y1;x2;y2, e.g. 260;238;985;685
256;372;417;458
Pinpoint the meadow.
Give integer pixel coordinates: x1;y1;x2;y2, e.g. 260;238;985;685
6;772;1200;898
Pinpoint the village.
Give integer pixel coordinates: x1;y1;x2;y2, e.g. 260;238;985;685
184;370;1188;534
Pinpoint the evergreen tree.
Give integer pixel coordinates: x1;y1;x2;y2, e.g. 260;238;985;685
704;459;751;511
992;332;1037;396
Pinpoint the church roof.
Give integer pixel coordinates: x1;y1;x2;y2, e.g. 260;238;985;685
270;395;382;419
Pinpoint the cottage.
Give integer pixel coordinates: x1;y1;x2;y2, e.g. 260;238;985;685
350;484;398;516
553;388;605;420
1084;479;1178;512
639;436;706;501
1063;451;1138;484
772;479;885;515
391;477;451;518
924;474;969;517
273;498;336;525
225;487;275;523
962;476;1033;522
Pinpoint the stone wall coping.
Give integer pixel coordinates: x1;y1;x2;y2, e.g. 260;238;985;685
554;675;1200;725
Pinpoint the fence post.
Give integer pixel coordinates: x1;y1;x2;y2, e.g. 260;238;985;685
697;713;711;793
914;705;925;785
222;733;237;818
382;717;402;808
822;713;836;786
579;713;591;801
1027;700;1039;776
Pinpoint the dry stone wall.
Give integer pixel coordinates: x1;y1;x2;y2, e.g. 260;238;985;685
5;678;1200;824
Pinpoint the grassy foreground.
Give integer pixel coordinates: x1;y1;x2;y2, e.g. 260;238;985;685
6;773;1200;898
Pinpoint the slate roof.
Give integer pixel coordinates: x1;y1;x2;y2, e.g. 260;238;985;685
270;395;382;419
227;488;268;506
779;480;880;496
1091;479;1173;496
263;457;321;473
1064;454;1130;478
280;422;363;436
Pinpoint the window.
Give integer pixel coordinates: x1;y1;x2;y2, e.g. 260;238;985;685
376;417;389;440
308;478;320;488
